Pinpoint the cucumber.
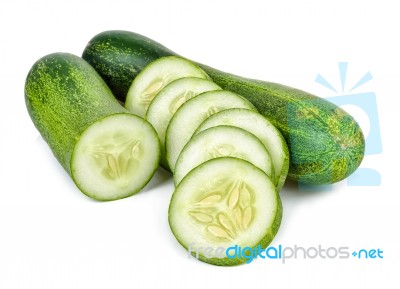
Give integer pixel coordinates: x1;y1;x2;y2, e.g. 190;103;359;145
169;157;282;266
25;53;160;201
165;90;256;171
174;126;274;186
146;77;221;170
125;56;210;118
201;67;365;185
82;30;365;185
195;108;289;190
82;31;174;102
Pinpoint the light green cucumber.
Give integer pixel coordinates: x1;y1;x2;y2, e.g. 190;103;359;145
125;56;210;118
165;90;256;171
169;157;282;266
146;77;221;170
195;108;289;190
174;126;274;186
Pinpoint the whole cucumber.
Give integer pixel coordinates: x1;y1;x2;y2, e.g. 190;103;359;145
82;30;365;185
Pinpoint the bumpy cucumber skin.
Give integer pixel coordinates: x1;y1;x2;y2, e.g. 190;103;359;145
25;53;126;174
169;157;282;266
82;30;365;185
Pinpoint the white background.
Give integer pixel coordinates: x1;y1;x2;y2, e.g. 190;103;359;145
1;0;398;288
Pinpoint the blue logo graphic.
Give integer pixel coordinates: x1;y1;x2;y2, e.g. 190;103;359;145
299;62;382;191
188;243;384;264
224;245;384;263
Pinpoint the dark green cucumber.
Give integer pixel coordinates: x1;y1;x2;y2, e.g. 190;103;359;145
82;31;174;101
25;53;160;200
82;30;365;185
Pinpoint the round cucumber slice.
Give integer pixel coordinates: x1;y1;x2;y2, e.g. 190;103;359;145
166;90;256;171
71;114;160;201
195;108;289;190
125;56;209;118
146;77;221;170
169;157;282;266
174;126;274;186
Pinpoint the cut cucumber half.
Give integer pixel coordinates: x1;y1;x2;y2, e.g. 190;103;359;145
71;114;160;201
146;77;221;170
166;90;256;171
169;157;282;266
125;56;210;117
195;108;289;190
25;53;161;201
174;126;274;186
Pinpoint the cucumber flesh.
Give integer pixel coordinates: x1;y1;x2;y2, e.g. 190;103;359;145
71;114;160;201
125;56;209;118
174;126;274;186
146;77;221;170
166;90;256;171
195;108;289;190
169;157;282;266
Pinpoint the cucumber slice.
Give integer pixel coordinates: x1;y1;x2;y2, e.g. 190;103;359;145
195;108;289;190
71;114;160;201
174;126;274;186
166;90;256;171
146;77;221;170
169;157;282;266
125;56;209;117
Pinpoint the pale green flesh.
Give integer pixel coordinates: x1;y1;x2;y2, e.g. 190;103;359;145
71;114;160;201
125;56;209;118
166;90;256;171
146;77;222;170
169;158;279;265
195;108;289;190
174;126;274;186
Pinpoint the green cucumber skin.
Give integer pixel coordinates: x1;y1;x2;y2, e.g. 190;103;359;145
25;52;126;174
82;31;174;101
82;30;365;185
202;68;365;185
